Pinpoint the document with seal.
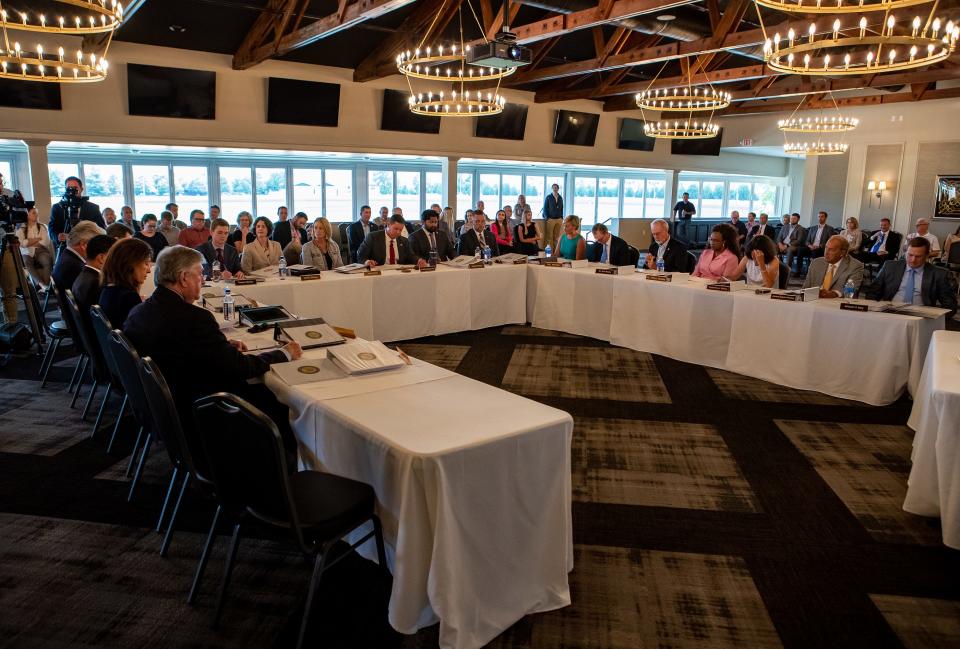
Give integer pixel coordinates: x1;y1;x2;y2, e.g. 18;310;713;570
276;317;346;349
270;357;347;386
328;340;406;375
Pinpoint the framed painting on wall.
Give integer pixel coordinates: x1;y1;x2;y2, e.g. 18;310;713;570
934;175;960;220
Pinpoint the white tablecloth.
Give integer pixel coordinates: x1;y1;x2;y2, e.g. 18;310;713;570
265;348;574;649
904;330;960;549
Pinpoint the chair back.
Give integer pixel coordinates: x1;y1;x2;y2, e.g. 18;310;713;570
193;393;304;541
52;280;86;355
948;242;960;265
105;329;153;434
138;356;211;483
89;306;123;388
64;289;109;382
778;261;789;289
337;222;350;248
627;245;640;268
685;251;699;274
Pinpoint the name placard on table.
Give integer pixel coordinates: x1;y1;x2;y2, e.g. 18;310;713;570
596;267;618;275
364;270;382;277
300;274;322;282
644;273;673;282
468;261;485;269
840;301;868;312
771;292;803;302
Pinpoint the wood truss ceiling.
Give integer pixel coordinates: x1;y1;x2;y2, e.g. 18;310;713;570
230;0;960;115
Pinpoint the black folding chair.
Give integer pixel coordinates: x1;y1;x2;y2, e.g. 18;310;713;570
63;290;112;431
778;261;789;289
89;306;129;454
48;280;87;395
192;393;388;649
627;245;640;268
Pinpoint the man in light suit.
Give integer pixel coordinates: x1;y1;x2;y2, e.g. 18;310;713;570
802;235;864;298
588;223;631;266
868;237;957;316
777;213;805;274
409;209;456;263
357;214;424;268
746;213;776;246
458;212;499;257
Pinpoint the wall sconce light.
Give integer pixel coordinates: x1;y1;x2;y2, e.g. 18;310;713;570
867;180;888;207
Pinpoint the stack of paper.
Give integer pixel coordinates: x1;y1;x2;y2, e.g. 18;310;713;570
270;358;347;385
327;340;405;375
277;318;346;349
335;263;369;274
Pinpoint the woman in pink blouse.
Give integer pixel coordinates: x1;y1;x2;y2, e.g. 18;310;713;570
693;223;741;280
491;209;514;254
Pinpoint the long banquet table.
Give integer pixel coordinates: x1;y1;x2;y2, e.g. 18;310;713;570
263;345;574;649
904;330;960;549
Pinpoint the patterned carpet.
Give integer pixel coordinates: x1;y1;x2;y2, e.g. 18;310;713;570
2;321;960;649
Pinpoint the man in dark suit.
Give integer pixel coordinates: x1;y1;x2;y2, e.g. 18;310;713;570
48;176;105;247
52;221;105;295
645;218;691;272
347;205;382;263
746;213;777;245
270;206;293;249
71;235;115;320
196;218;243;279
861;218;902;266
867;237;957;315
409;209;456;263
729;211;748;246
357;214;424;267
797;210;836;270
588;223;631;265
124;245;303;451
777;213;805;274
458;212;499;257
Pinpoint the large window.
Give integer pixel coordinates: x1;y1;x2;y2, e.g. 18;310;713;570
173;166;209;217
324;169;353;219
395;171;420;218
255;167;286;219
49;163;79;204
573;177;597;225
677;176;781;219
219;167;253;222
132;165;170;217
727;182;752;217
368;170;393;213
425;171;442;210
501;175;521;210
82;164;124;213
623;179;644;217
524;176;544;209
478;173;499;212
457;173;472;215
700;181;724;219
752;183;777;216
292;168;323;219
644;180;666;218
597;178;620;222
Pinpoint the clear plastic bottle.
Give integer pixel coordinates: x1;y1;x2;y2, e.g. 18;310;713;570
211;259;221;282
474;246;482;262
843;278;856;299
656;259;665;273
483;245;492;263
544;244;552;258
278;255;288;280
222;286;234;323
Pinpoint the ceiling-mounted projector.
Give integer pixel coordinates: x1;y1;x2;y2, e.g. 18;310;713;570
468;36;531;68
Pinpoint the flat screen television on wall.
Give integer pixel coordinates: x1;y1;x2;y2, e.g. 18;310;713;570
617;118;656;151
670;128;724;156
475;103;528;140
127;63;216;119
380;89;440;134
0;79;61;110
267;77;340;127
553;110;599;146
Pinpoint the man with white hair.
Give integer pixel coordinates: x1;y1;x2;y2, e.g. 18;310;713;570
51;220;106;295
904;218;941;260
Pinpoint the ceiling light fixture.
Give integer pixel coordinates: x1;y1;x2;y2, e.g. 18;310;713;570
634;59;724;139
0;0;124;83
778;90;857;155
635;86;732;111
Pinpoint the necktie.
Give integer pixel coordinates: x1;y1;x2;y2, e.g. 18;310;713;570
821;263;834;291
389;238;396;264
216;248;225;268
871;232;885;253
904;268;915;304
600;243;608;263
429;232;436;251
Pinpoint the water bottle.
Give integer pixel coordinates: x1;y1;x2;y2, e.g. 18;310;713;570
843;278;856;300
211;259;221;282
544;244;552;258
429;250;438;268
222;286;235;323
278;255;288;280
656;259;665;273
483;245;492;263
474;246;482;262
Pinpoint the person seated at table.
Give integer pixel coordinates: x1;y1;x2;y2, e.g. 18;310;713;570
746;213;776;246
646;218;689;272
15;206;54;291
729;210;748;246
241;216;284;273
743;212;757;238
729;234;779;288
942;223;960;263
409;209;455;263
490;210;514;254
867;237;957;315
106;222;133;240
98;237;152;329
796;211;835;271
158;210;181;247
555;215;586;261
178;209;211;248
861;218;901;266
459;209;475;239
52;221;105;298
229;211;255;254
588;223;630;265
515;208;541;256
429;202;455;246
458;212;499;258
71;234;116;324
301;217;344;270
196;218;244;279
133;214;168;261
839;216;863;257
124;245;304;455
776;213;805;274
802;235;864;298
903;218;941;260
358;214;424;268
348;205;381;263
282;212;310;267
693;223;740;281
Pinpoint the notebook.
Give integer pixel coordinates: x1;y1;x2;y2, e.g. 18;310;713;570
327;340;406;375
276;318;346;349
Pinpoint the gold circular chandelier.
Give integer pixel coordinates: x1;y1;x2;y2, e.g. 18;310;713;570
755;0;932;13
397;0;509;117
784;141;849;155
777;115;859;132
761;13;959;76
644;120;720;139
0;0;124;83
635;86;731;111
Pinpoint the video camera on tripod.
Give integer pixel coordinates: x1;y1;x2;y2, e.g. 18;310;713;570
0;190;33;233
59;185;88;235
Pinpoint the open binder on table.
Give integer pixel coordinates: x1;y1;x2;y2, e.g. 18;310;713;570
274;317;346;349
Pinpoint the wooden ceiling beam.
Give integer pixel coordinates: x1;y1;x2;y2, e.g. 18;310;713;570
352;0;458;82
234;0;417;70
720;86;960;115
484;0;522;40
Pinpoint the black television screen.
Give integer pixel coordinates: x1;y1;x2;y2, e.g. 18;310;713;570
0;79;61;110
617;118;656;151
671;128;724;156
475;103;528;140
127;63;216;119
553;110;599;146
267;77;340;127
381;89;440;134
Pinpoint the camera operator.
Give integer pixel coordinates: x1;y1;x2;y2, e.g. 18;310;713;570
0;171;17;323
48;176;104;246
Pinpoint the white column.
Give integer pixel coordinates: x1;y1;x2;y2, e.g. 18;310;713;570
441;156;459;228
893;138;919;234
842;143;867;223
23;139;51;222
799;155;818;224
